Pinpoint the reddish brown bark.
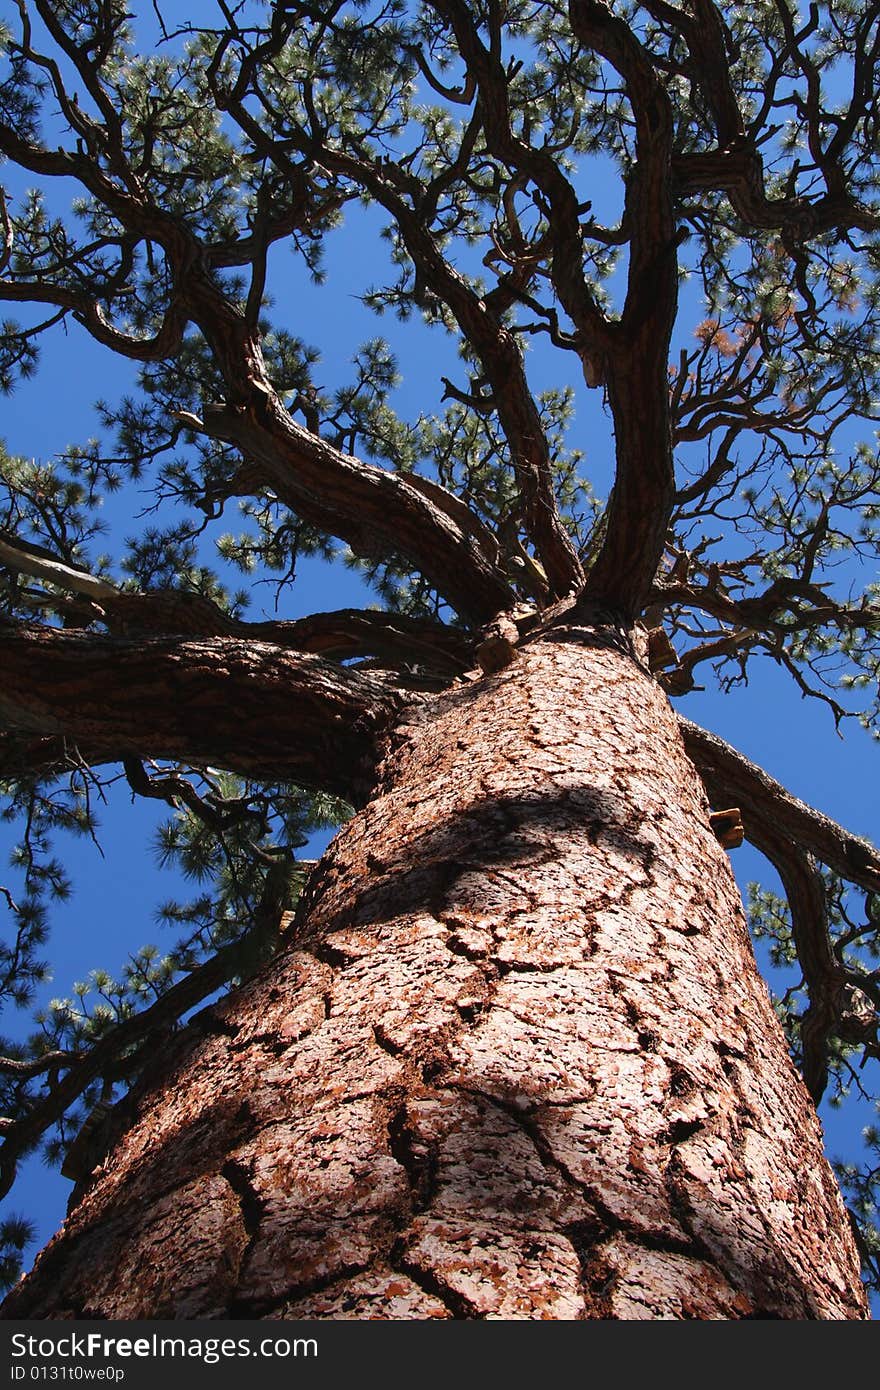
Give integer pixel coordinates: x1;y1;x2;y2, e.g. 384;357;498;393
1;634;867;1319
0;624;405;801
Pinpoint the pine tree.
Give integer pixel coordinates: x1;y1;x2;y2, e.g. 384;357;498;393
0;0;879;1318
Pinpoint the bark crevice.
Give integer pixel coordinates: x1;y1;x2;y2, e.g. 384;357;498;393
220;1155;265;1281
388;1242;478;1321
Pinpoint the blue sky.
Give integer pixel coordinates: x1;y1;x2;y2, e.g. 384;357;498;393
0;0;877;1311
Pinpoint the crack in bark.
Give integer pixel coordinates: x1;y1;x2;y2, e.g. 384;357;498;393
577;1251;619;1317
442;931;494;964
660;1141;833;1320
308;940;359;969
229;1025;306;1055
372;1022;406;1058
657;1117;707;1148
188;1008;241;1040
490;956;565;976
387;1103;439;1216
668;1065;699;1099
564;1218;614;1318
388;1240;478;1320
426;1079;730;1299
221;1156;263;1246
607;973;644;1034
661;1149;745;1290
230;1263;373;1321
221;1153;299;1320
715;1038;748;1062
437;1081;617;1226
220;1145;267;1313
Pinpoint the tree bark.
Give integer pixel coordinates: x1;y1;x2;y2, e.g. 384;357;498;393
0;624;404;802
1;634;867;1319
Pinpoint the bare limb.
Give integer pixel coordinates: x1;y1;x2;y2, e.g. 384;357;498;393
0;532;117;602
680;714;880;1099
680;715;880;895
0;1051;81;1081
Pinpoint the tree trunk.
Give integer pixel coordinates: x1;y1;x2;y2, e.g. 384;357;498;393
1;632;868;1319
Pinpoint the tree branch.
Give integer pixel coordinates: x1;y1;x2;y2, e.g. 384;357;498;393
681;714;880;1100
567;0;679;615
172;399;512;625
0;279;188;363
655;575;880;654
680;715;880;895
760;838;843;1103
0;106;513;625
666;0;879;238
0;527;474;676
214;141;583;600
0;531;117;603
0;623;408;804
0;1051;81;1082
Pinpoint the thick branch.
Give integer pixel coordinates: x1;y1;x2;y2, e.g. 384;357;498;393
0;623;408;804
173;398;513;628
424;0;677;613
0;600;469;783
0;278;188;362
681;715;880;1099
0;1051;79;1082
567;0;678;615
680;716;880;895
209;136;583;600
103;593;472;675
0;528;480;672
761;838;843;1103
0;531;116;602
0;115;513;625
673;149;880;238
249;607;471;673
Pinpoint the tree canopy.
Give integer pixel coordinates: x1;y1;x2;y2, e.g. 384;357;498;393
0;0;879;1298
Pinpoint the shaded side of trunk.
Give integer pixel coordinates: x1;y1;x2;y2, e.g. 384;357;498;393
2;633;867;1319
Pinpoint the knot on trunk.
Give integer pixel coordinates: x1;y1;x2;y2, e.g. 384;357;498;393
475;614;520;674
709;806;744;850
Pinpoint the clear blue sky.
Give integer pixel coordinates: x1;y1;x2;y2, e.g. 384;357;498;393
0;0;877;1311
